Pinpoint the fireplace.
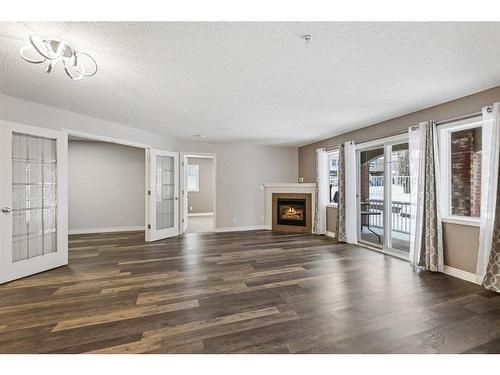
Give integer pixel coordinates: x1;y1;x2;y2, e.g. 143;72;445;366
276;198;306;227
271;192;312;233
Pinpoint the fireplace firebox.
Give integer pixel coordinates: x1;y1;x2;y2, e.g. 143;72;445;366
276;198;306;227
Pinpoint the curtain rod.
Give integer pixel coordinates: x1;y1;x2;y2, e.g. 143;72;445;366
325;109;487;151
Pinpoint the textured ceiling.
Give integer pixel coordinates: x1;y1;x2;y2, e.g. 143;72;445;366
2;22;500;146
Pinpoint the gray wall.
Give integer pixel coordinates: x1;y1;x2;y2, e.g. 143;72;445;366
68;140;145;231
187;157;214;214
1;94;298;230
300;85;500;274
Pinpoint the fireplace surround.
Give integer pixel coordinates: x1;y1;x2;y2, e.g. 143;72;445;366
271;192;312;233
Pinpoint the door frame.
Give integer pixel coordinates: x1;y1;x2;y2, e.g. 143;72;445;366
355;133;409;259
179;152;217;234
1;121;68;284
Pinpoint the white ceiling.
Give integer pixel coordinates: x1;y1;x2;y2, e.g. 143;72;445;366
2;22;500;146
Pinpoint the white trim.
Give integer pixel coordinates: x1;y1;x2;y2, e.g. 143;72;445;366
325;230;336;238
437;116;483;221
441;216;480;227
326;203;338;208
438;116;482;132
184;154;214;159
263;183;316;188
356;133;409;151
63;129;151;149
214;225;269;233
69;226;145;235
180;152;217;235
188;212;214;217
443;265;481;285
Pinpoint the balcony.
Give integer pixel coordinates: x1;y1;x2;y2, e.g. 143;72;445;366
360;199;410;252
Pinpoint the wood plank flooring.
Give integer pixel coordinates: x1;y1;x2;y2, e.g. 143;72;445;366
0;230;499;354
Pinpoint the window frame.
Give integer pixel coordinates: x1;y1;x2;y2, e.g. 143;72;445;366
437;116;482;227
326;148;339;208
187;164;200;193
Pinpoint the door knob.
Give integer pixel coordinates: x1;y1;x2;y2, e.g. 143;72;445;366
1;207;12;213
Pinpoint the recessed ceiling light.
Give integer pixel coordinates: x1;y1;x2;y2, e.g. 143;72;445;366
302;34;311;43
19;35;97;80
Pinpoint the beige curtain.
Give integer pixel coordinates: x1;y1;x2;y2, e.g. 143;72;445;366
336;143;346;241
419;121;443;272
483;167;500;292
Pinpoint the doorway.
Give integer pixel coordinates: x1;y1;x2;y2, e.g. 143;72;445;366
65;130;181;243
68;138;146;235
356;135;410;256
180;153;216;234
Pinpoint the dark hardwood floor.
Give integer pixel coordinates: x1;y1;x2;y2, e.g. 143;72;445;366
0;230;499;354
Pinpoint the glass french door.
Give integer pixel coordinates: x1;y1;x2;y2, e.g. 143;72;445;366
389;143;411;252
356;137;410;255
0;122;68;284
146;149;179;242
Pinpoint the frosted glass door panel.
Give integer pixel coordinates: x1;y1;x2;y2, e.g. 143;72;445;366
156;155;175;230
11;132;57;262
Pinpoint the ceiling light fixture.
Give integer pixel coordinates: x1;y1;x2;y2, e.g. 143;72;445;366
19;35;97;80
302;34;311;43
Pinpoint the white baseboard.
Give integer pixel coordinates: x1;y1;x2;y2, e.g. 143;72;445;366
214;225;269;233
325;230;336;239
69;226;145;235
443;265;481;285
188;212;214;217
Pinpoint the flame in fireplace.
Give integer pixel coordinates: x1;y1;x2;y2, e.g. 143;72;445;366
281;206;304;220
284;207;299;216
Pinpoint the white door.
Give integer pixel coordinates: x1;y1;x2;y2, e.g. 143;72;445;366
146;149;179;241
0;121;68;284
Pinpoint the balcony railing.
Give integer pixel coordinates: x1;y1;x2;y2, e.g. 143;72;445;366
363;199;410;234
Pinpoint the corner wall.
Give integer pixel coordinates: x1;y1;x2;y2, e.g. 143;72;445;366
68;140;145;232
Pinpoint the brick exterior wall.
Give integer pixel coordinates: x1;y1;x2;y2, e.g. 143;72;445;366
450;128;481;217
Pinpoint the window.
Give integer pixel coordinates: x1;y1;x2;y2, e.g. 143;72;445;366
187;164;199;192
328;150;339;204
438;117;482;223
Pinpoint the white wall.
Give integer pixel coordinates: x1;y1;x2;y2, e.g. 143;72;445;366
68;140;145;232
1;94;298;231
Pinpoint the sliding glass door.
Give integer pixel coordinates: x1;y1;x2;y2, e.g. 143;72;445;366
358;147;385;247
356;137;410;255
389;143;410;252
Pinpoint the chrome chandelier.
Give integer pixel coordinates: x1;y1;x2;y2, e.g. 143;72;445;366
19;35;97;80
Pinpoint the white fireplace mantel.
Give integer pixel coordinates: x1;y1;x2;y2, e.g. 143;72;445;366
262;183;316;189
263;182;316;230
